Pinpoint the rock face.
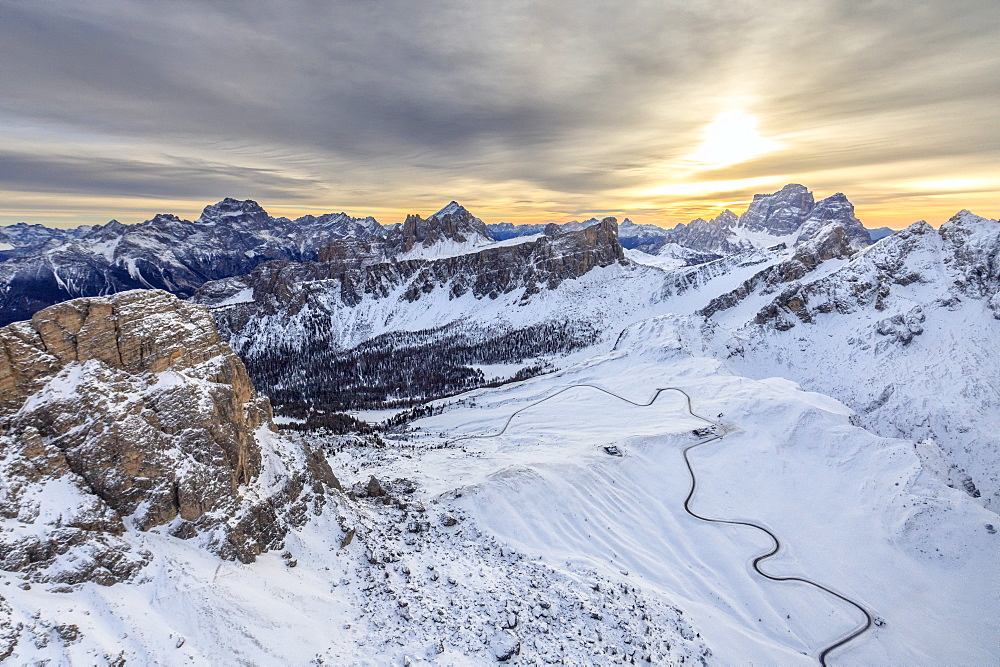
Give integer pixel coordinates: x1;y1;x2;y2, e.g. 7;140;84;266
698;223;858;321
793;192;872;249
663;184;872;254
489;216;692;257
386;202;493;256
0;289;338;585
0;198;384;326
201;216;627;320
664;210;742;254
752;212;1000;329
740;183;815;235
314;202;495;270
195;218;625;412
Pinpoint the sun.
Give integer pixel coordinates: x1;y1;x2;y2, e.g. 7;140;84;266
692;111;779;168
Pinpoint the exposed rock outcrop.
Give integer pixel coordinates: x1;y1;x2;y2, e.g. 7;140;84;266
664;210;742;255
750;211;1000;331
794;192;871;250
315;201;494;269
386;202;493;255
740;183;815;235
0;289;339;585
697;223;857;320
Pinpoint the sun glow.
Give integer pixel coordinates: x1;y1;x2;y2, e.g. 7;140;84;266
691;111;779;168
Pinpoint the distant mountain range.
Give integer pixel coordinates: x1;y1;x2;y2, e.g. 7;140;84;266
0;186;894;325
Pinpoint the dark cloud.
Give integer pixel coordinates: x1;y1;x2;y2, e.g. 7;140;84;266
1;0;997;224
0;151;318;200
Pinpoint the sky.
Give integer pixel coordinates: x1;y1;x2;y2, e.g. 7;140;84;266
1;0;998;230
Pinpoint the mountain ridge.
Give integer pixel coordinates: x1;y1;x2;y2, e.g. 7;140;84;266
1;190;997;664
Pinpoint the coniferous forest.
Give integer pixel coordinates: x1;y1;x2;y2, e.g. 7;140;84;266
244;321;598;415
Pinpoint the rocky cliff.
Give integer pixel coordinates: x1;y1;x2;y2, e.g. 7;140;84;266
201;216;627;321
313;201;495;268
698;222;858;321
752;211;1000;329
0;289;339;586
386;202;493;255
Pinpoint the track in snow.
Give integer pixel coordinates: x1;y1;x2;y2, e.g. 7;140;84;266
450;383;874;665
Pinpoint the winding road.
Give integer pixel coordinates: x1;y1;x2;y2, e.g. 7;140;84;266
449;383;874;665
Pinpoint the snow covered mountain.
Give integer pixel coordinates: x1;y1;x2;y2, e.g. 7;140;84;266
143;196;1000;514
196;216;627;410
489;216;683;256
0;198;530;326
699;210;1000;511
487;184;882;259
0;186;884;327
0;198;383;326
382;201;496;261
1;189;997;664
0;222;92;258
194;201;1000;519
663;184;872;254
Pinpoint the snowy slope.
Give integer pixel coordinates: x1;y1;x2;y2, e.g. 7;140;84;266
710;212;1000;512
364;315;998;663
4;196;998;664
5;314;994;664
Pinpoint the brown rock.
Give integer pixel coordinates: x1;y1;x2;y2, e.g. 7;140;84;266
366;475;385;498
0;289;339;584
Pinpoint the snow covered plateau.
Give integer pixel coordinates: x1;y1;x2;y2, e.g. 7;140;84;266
0;186;997;665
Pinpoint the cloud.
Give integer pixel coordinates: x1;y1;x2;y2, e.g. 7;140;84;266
0;0;997;228
0;151;319;200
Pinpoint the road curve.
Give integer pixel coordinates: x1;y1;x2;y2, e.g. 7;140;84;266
448;383;874;665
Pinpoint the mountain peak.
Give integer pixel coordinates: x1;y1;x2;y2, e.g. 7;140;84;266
387;203;491;254
947;209;991;226
198;198;270;224
741;184;815;235
431;201;470;220
714;210;738;226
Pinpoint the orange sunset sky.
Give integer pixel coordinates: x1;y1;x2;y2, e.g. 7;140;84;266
2;1;997;230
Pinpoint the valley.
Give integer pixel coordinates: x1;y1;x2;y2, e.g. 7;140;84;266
0;185;997;664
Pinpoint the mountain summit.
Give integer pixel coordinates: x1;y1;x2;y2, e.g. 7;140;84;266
430;201;470;220
198;197;272;226
663;183;872;254
385;202;493;258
